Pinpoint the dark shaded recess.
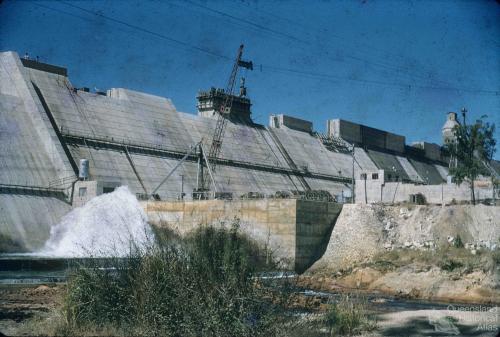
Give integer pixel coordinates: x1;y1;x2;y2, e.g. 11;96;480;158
0;257;114;271
0;311;33;322
295;215;339;274
295;202;342;273
0;233;27;253
21;58;67;76
366;149;411;182
407;158;445;184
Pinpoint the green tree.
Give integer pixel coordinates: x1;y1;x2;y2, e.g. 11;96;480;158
444;115;496;204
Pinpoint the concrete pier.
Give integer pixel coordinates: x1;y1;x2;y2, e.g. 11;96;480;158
144;199;342;273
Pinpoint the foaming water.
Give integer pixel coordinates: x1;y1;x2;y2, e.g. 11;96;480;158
39;186;153;257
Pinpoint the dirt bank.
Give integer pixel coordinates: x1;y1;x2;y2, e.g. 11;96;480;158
302;265;499;305
306;204;500;304
311;204;499;271
305;245;500;304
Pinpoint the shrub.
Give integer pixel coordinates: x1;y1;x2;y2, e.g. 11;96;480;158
414;193;427;205
149;224;183;247
439;258;463;272
453;235;464;248
493;250;500;265
63;222;290;336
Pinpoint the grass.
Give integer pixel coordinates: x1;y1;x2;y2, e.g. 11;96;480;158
369;245;499;275
452;235;464;248
324;294;377;336
17;310;126;337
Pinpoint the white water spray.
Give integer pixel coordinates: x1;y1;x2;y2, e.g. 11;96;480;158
40;186;153;257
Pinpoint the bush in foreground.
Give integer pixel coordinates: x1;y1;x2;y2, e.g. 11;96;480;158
62;223;290;336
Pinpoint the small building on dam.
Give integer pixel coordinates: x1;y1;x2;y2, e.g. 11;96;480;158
1;51;498;269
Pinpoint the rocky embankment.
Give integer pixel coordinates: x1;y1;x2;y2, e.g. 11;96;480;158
307;204;500;304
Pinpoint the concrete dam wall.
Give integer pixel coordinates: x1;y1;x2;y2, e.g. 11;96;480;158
1;50;499;256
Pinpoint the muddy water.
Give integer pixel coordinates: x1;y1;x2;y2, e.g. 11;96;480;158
1;255;495;315
1;256;497;336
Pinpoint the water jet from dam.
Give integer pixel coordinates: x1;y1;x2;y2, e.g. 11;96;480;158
40;186;153;257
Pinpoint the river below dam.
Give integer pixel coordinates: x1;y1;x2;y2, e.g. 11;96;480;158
0;254;485;314
0;255;116;284
1;254;498;336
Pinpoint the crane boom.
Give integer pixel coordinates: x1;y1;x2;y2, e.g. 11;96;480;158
198;44;252;197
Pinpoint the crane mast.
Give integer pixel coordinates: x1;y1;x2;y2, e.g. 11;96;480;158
194;44;252;199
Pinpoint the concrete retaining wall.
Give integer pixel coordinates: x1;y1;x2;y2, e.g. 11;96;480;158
269;114;313;133
356;179;495;204
143;199;342;273
411;142;442;162
328;119;405;154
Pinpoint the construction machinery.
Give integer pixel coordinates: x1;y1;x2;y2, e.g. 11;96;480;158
149;45;252;201
193;44;253;199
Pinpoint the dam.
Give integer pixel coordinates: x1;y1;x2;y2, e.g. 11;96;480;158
1;50;498;269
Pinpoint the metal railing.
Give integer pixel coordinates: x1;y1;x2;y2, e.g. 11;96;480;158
314;132;352;153
139;188;339;203
60;129;352;184
48;175;77;188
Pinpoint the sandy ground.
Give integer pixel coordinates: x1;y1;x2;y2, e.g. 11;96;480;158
0;284;64;336
374;308;499;337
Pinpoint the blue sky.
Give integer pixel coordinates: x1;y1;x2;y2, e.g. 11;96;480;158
1;0;499;155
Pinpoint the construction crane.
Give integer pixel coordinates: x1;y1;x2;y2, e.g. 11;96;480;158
194;44;253;199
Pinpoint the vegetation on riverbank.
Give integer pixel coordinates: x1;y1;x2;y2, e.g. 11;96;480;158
2;222;377;336
303;244;500;306
324;294;377;336
59;223;290;336
370;246;499;275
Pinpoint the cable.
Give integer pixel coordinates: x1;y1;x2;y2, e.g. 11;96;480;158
261;64;498;95
183;0;305;44
237;1;490;88
182;0;454;87
185;0;495;91
241;2;437;73
33;2;500;96
59;1;232;61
